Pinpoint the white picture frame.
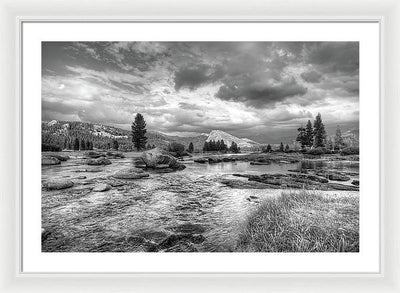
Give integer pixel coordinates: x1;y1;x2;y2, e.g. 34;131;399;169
1;0;399;292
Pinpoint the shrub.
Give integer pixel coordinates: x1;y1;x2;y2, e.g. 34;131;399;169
42;143;61;152
340;146;359;156
168;142;185;155
306;147;325;156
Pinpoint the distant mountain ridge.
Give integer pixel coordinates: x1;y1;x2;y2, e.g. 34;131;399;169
42;120;208;151
42;120;263;151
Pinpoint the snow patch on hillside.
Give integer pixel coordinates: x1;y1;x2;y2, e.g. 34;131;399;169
206;130;260;149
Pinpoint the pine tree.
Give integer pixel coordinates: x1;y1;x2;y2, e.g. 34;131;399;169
188;142;194;153
313;113;327;148
285;144;290;152
334;126;344;150
220;139;227;151
203;141;209;152
296;126;307;148
305;120;314;147
216;140;221;151
80;139;86;150
209;140;215;151
229;141;239;153
266;144;272;152
113;139;119;150
279;142;284;152
73;138;80;151
131;113;148;151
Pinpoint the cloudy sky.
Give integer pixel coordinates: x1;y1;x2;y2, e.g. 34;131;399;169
42;42;359;143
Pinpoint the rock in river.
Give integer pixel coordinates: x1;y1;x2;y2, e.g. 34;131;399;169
42;156;61;165
43;180;74;190
113;168;149;179
86;158;112;165
106;151;125;158
85;151;106;158
141;148;185;170
220;179;278;189
194;158;208;163
328;174;351;181
49;154;70;161
93;183;111;192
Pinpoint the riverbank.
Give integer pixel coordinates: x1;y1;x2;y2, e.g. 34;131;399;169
236;190;359;252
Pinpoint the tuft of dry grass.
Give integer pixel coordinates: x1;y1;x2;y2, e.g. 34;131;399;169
236;191;359;252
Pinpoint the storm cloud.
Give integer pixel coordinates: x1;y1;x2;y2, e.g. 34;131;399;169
215;76;308;108
301;70;323;83
42;41;359;142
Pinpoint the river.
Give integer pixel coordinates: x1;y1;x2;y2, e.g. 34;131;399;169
41;152;359;252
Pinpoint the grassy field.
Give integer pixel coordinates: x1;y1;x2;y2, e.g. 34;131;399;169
236;191;359;252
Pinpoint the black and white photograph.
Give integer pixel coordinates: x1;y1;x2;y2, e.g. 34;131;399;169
41;41;360;253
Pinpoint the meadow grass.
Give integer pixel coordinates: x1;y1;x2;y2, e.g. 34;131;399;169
236;191;359;252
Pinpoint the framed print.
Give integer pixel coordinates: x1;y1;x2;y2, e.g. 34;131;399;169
20;21;380;275
1;0;400;292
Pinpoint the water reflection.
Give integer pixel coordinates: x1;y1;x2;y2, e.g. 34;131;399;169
184;161;300;175
300;159;359;171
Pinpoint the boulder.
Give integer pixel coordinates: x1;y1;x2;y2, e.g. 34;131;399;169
351;180;360;186
93;183;111;192
106;151;125;158
208;157;223;164
154;164;171;169
113;168;149;179
220;179;277;189
288;169;308;174
328;174;351;181
85;151;106;159
194;158;208;164
44;180;74;190
49;154;70;161
86;158;112;165
327;183;359;191
42;156;61;165
302;174;329;184
41;228;51;242
141;148;185;170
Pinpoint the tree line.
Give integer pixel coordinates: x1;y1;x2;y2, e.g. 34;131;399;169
262;142;290;153
202;140;240;153
296;113;347;150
